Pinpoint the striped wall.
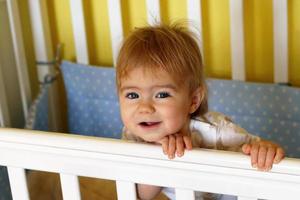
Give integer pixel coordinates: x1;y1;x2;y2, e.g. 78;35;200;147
18;0;300;91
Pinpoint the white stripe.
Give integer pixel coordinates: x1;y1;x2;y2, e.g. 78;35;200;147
187;0;204;62
28;0;54;81
107;0;123;66
273;0;288;83
146;0;160;25
116;181;136;200
7;0;31;118
230;0;246;81
60;174;81;200
176;189;195;200
7;167;30;200
70;0;89;64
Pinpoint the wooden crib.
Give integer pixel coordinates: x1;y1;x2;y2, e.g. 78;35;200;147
0;0;300;199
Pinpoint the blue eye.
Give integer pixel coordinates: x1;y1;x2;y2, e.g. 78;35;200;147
126;92;139;99
156;92;170;98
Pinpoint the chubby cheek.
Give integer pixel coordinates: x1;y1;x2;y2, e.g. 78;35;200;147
160;106;190;134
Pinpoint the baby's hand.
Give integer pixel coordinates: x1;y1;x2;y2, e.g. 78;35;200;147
242;140;285;171
157;133;192;159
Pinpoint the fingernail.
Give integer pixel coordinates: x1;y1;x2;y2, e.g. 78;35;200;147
177;152;183;157
252;163;257;168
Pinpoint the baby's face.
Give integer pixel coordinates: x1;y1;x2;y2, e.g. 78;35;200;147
118;68;193;142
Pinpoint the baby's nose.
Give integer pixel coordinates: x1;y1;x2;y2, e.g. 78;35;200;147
138;101;155;114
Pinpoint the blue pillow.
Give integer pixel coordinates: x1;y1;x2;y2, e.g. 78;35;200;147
207;79;300;158
61;61;123;138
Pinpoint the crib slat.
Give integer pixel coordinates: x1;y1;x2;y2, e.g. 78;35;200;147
27;0;54;82
6;0;31;118
229;0;246;81
107;0;123;66
69;0;89;64
146;0;160;25
187;0;204;62
27;0;61;131
273;0;288;83
175;189;195;200
7;167;30;200
116;180;136;200
60;174;81;200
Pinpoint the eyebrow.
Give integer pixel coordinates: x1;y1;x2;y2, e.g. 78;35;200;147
120;84;178;92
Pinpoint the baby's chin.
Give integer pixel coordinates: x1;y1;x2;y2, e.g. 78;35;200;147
138;132;171;143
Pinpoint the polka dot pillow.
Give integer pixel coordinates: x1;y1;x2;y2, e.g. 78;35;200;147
61;61;123;138
207;79;300;158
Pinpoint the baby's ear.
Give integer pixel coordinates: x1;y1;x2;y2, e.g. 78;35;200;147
189;87;202;114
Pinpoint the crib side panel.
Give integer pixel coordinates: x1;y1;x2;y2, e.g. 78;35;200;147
1;128;300;200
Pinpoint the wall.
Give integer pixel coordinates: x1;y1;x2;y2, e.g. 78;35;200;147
19;0;300;94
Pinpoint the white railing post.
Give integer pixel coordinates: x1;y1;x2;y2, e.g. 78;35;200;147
60;174;81;200
7;167;30;200
146;0;161;25
116;180;136;200
69;0;89;64
230;0;246;81
176;189;195;200
187;0;204;62
107;0;123;66
273;0;288;83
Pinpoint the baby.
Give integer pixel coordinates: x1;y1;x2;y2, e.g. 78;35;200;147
116;23;285;200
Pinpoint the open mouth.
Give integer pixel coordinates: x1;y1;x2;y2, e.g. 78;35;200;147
139;122;161;128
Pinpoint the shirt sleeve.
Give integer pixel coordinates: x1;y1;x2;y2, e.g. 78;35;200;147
192;112;260;152
213;113;261;151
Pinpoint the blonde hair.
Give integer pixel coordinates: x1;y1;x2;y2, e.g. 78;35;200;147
116;22;208;116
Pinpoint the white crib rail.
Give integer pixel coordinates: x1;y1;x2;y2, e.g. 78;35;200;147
0;128;300;200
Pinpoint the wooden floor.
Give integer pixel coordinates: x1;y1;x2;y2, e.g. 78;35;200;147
27;171;168;200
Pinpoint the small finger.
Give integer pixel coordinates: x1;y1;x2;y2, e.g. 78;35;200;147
175;134;184;157
274;148;285;163
264;147;276;171
183;135;193;150
168;135;176;159
257;145;267;170
250;143;259;168
242;143;251;155
160;138;168;155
